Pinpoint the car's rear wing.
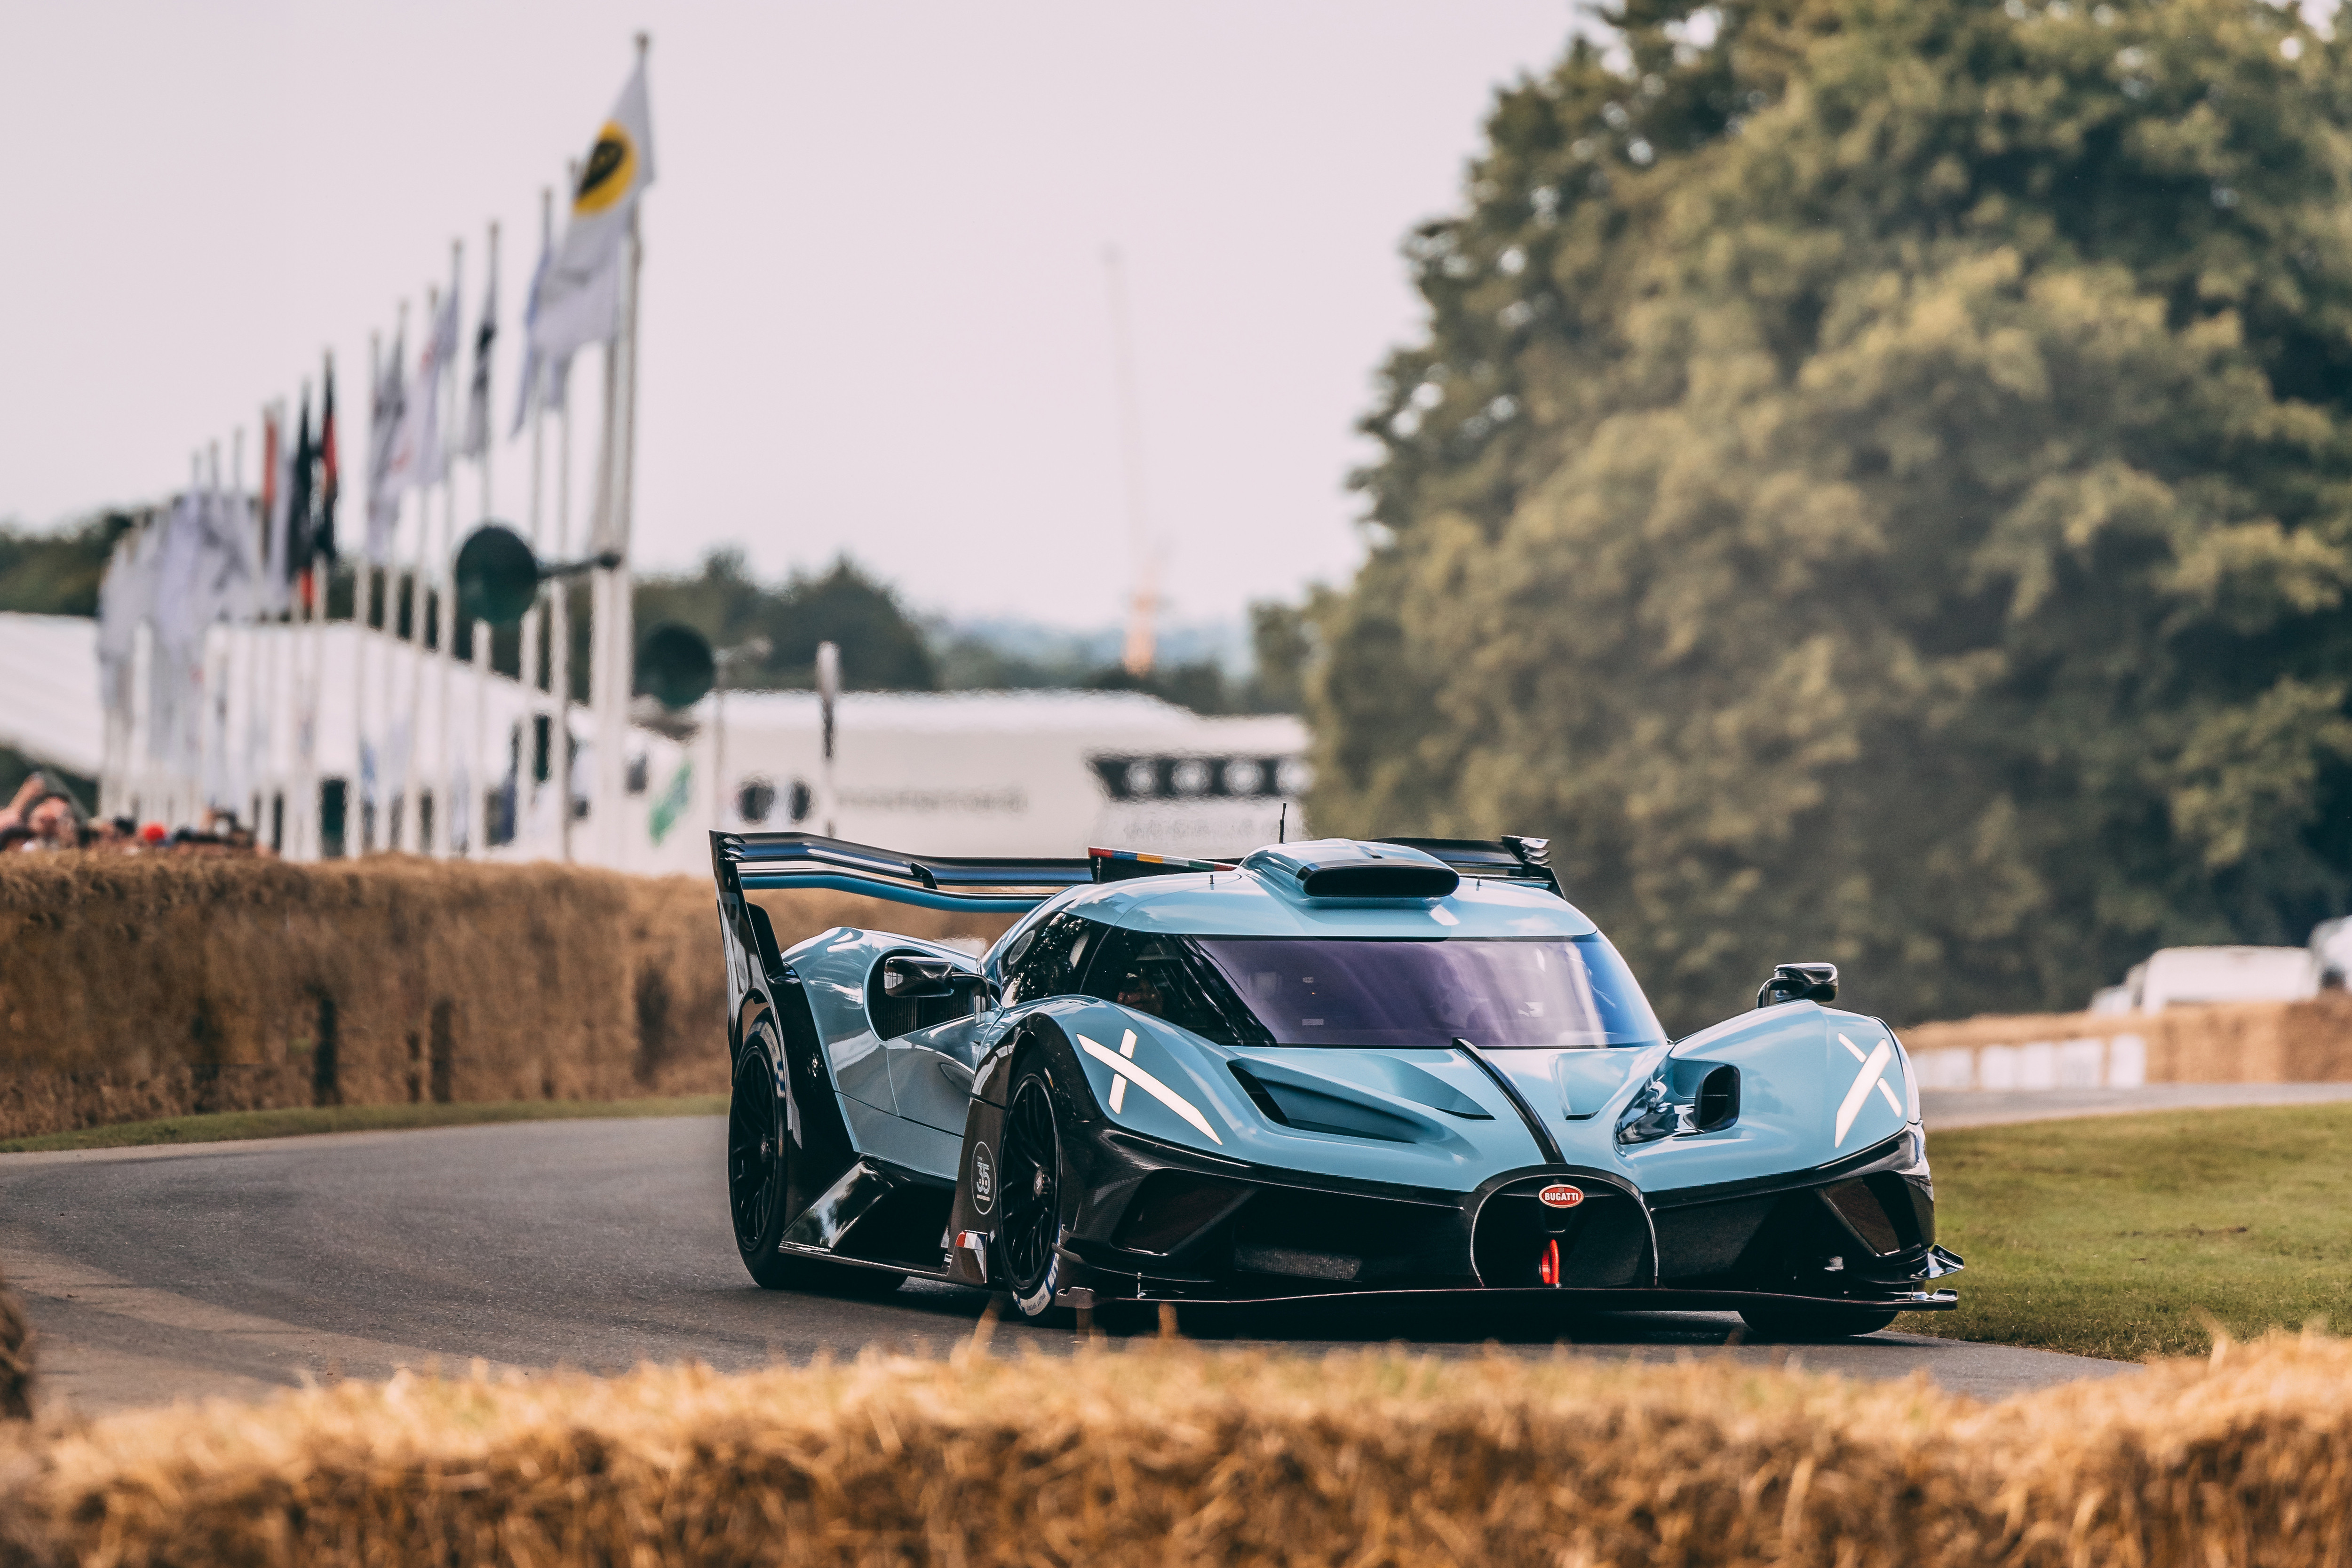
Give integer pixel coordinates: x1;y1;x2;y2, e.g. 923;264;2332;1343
709;830;1563;916
1371;836;1563;897
711;832;1094;913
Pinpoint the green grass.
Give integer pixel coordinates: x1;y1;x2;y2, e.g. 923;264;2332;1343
0;1096;728;1155
1898;1103;2352;1361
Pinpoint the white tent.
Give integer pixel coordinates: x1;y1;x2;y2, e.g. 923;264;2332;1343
0;613;103;777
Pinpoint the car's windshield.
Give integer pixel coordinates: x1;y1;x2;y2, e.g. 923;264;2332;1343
1080;930;1664;1049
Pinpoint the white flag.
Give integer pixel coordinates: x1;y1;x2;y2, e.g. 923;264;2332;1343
96;523;157;716
509;211;552;438
367;323;409;561
412;269;463;486
530;56;655;365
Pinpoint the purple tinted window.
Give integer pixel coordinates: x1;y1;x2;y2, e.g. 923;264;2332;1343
1192;936;1664;1049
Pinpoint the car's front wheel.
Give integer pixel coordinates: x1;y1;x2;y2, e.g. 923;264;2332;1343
1737;1302;1900;1340
997;1066;1069;1318
728;1037;906;1298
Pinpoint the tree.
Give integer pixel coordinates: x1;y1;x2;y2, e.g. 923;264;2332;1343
1313;0;2352;1029
0;511;134;616
629;551;940;692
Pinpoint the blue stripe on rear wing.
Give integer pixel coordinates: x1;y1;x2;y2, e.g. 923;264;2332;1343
710;832;1092;913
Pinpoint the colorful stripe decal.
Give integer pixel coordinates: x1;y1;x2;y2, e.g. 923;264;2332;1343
1087;847;1237;872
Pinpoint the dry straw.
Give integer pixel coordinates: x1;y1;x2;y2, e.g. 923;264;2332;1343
0;856;1011;1140
2;1330;2351;1566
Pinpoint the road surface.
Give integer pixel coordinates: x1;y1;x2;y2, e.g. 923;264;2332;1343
0;1111;2156;1414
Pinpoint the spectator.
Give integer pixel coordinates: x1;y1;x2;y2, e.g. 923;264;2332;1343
0;776;44;835
24;793;81;851
0;772;86;852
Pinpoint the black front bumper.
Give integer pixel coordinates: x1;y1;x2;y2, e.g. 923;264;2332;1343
946;1122;1961;1313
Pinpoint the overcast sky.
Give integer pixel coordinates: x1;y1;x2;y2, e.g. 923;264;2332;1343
0;3;1576;631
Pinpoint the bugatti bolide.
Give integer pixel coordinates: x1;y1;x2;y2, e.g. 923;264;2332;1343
710;832;1961;1338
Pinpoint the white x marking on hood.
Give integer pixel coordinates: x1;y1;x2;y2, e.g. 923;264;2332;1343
1834;1032;1902;1148
1079;1033;1222;1145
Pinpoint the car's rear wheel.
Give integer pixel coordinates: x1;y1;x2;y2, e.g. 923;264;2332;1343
1737;1302;1900;1340
998;1067;1068;1318
728;1037;906;1298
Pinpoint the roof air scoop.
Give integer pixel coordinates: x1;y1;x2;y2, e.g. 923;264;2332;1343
1241;839;1461;900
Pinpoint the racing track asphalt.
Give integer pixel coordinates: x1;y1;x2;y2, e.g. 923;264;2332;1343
2;1113;2144;1415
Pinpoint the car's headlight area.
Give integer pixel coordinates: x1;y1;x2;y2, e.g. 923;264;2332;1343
1892;1123;1931;1195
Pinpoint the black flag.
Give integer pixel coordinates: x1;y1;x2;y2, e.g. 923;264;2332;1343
315;356;340;570
287;391;317;609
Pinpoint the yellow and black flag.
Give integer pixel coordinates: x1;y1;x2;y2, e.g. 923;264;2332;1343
530;52;654;367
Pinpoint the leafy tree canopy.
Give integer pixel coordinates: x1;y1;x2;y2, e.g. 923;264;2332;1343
634;551;940;691
0;512;133;617
1312;0;2352;1029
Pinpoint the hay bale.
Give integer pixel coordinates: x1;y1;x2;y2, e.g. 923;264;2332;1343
0;1270;29;1422
3;1330;2352;1566
0;856;1014;1140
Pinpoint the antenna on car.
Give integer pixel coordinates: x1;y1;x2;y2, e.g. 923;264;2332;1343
1278;802;1287;843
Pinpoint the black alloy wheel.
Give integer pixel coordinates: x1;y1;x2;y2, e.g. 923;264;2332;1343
728;1041;798;1287
1737;1302;1900;1340
727;1035;905;1297
998;1068;1065;1315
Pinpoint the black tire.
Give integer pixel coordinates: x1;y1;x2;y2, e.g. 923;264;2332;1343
997;1065;1070;1319
728;1037;907;1298
1737;1302;1900;1340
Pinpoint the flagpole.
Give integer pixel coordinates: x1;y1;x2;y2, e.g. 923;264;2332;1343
273;399;292;851
399;288;432;855
551;146;577;860
522;194;548;860
613;202;644;863
383;458;404;854
353;341;373;855
554;385;574;864
302;428;322;862
244;424;265;837
472;222;497;855
434;237;461;857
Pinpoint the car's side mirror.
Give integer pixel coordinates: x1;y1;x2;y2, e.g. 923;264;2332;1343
881;954;968;999
1757;962;1838;1008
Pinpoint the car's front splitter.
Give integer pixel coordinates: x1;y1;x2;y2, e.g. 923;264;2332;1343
1043;1279;1961;1314
945;1116;1962;1312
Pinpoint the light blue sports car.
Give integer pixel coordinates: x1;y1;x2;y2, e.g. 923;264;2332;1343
711;832;1961;1337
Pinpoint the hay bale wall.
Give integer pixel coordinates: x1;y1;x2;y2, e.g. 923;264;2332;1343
0;857;1012;1140
1903;991;2352;1091
0;1272;28;1424
5;1331;2352;1567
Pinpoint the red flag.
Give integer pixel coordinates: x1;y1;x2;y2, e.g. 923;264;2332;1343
318;354;340;568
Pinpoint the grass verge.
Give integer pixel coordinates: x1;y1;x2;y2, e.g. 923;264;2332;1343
1899;1101;2352;1360
0;1096;727;1155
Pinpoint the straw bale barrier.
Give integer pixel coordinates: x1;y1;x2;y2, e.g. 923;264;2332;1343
3;1330;2352;1567
0;1271;28;1424
0;856;1011;1140
1902;990;2352;1091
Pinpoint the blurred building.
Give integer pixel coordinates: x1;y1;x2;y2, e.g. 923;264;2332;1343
676;689;1309;871
26;598;1311;871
